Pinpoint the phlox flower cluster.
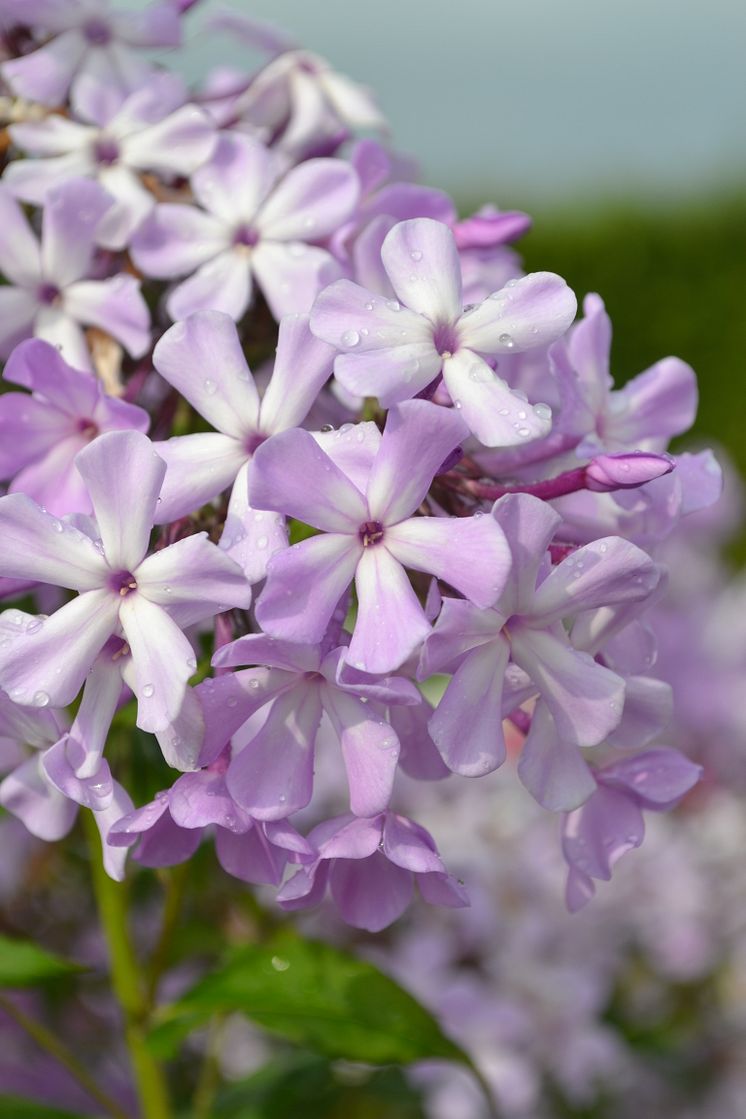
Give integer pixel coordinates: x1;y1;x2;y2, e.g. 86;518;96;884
0;0;716;931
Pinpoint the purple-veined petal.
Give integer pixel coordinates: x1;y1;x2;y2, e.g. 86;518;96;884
167;248;253;323
529;537;661;625
0;492;109;589
458;272;577;355
118;595;195;733
349;546;430;674
153;311;260;437
256;534;361;644
121;104;216;175
256;157;359;241
428;639;509;776
226;684;322;819
365;399;467;524
517;702;596;811
385;514;510;609
75;430;164;571
0;589;119;707
509;625;625;748
334;344;442;406
220;462;288;584
381;218;462;324
152;432;248;523
442;350;552;448
196;668;296;767
311;278;432;353
322;687;399;817
249;427;367;530
131;204;228;277
258;313;335;432
135;532;251;614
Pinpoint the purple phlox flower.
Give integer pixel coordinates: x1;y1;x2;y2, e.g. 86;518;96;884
551;293;698;455
131;131;360;321
150;308;335;582
0;671;132;876
452;204;532;251
210;43;386;160
0;429;251;731
5;72;216;250
277;810;468;932
419;493;661;791
0;178;150;369
107;748;313;885
311;217;576;447
0;338;149;516
1;0;182;107
249;399;511;674
209;631;421;820
562;747;702;912
551;449;723;551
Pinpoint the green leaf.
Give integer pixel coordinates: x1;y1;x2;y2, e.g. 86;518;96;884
212;1053;427;1119
0;934;82;988
0;1097;84;1118
149;931;468;1068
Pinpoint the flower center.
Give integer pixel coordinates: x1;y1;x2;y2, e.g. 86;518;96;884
77;418;99;440
233;225;259;248
244;431;267;455
109;570;138;597
93;137;119;165
359;520;385;547
432;321;459;359
84;19;113;45
37;282;61;306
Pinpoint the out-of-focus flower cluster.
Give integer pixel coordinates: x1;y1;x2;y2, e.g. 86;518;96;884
0;0;724;938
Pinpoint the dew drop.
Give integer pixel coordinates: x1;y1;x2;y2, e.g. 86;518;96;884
32;691;50;707
341;329;360;347
203;379;217;396
386;300;401;312
364;301;375;311
534;402;552;422
271;954;290;971
409;249;423;261
256;535;268;550
498;333;514;349
142;684;155;698
186;656;197;670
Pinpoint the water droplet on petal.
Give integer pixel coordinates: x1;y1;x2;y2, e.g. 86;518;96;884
534;402;552;422
386;300;401;312
203;379;217;396
498;333;514;349
341;329;360;347
32;691;50;707
142;684;155;698
410;249;423;261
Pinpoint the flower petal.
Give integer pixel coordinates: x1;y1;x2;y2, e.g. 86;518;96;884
381;218;462;323
517;702;596;811
258;313;335;433
0;492;109;589
0;185;42;286
256;157;359;241
365;399;467;524
428;639;509;776
152;432;248;523
458;272;577;355
135;532;252;616
41;178;112;287
167;249;253;323
530;537;661;625
249;427;367;530
219;462;288;584
442;350;552;448
0;589;119;707
349;546;430;674
75;430;164;571
256;534;361;644
226;685;322;819
118;595;195;733
322;687;399;817
385;514;510;608
63;274;151;358
131;204;228;277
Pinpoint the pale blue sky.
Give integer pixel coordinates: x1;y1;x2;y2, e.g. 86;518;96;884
137;0;746;207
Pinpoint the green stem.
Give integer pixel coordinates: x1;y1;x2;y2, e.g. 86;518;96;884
83;811;173;1119
0;992;130;1119
192;1014;224;1119
145;863;188;1008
